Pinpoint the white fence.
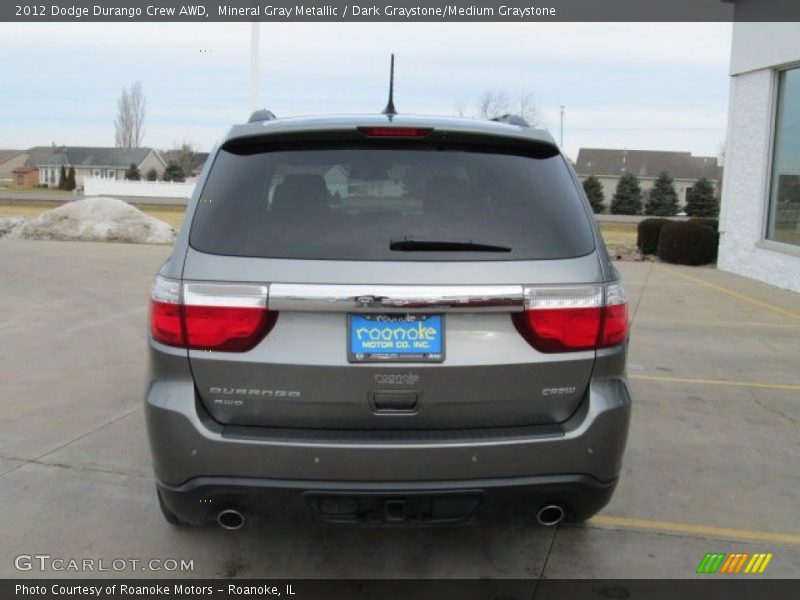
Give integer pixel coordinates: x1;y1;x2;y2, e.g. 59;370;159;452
83;177;195;199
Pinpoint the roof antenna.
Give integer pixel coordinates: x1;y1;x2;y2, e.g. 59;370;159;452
382;54;397;116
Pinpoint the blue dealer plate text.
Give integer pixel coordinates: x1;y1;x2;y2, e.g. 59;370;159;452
349;314;444;362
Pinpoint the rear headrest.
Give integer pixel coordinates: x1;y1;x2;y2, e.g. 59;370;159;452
271;174;330;218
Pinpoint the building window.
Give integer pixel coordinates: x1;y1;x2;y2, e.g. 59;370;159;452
767;67;800;247
106;169;116;179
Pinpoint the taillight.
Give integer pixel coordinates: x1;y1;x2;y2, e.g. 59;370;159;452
599;282;628;348
149;276;276;352
357;126;433;138
512;283;628;353
150;276;184;346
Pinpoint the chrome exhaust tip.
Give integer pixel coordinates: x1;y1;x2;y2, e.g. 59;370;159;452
216;509;245;530
536;504;565;526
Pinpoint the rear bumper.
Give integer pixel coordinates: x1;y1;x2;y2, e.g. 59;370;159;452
146;376;630;482
157;473;617;525
146;343;631;524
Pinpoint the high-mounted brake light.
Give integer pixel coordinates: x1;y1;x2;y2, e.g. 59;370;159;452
149;276;277;352
357;126;433;138
512;283;628;353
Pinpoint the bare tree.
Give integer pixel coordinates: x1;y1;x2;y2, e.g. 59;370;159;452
514;90;542;128
115;81;146;148
171;140;198;178
474;89;542;127
477;89;511;120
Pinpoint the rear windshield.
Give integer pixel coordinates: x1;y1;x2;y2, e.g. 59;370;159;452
189;144;595;261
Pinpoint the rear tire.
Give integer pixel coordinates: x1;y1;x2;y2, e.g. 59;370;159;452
157;488;189;527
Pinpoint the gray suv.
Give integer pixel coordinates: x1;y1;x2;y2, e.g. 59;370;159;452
146;111;631;529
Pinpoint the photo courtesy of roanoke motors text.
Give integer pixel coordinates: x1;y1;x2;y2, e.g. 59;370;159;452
1;0;799;598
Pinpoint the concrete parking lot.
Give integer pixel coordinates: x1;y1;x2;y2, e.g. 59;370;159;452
0;239;798;579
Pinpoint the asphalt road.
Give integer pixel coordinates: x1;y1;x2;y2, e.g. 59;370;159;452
0;239;798;579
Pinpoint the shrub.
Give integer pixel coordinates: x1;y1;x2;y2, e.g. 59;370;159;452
58;166;68;190
65;167;76;191
656;221;719;266
582;175;605;213
637;218;670;255
146;168;158;181
162;162;185;182
689;218;719;232
125;163;141;181
645;171;678;216
611;172;643;215
686;178;719;217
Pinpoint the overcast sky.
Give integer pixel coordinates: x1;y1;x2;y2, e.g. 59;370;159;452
0;22;732;160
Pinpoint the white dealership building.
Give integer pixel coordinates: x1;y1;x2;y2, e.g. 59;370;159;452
718;15;800;292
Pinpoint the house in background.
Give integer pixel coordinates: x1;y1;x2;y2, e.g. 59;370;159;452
0;149;28;187
717;8;800;293
161;149;209;178
575;148;723;207
11;166;39;188
36;147;167;188
10;146;166;189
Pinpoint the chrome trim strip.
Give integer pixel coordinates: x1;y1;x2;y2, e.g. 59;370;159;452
268;283;524;313
183;283;268;308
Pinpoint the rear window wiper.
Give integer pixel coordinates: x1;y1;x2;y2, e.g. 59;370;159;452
390;238;512;253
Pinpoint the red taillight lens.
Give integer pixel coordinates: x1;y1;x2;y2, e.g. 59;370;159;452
150;275;184;346
183;305;273;352
149;276;276;352
357;126;433;138
514;307;603;352
598;283;628;348
513;283;628;353
599;303;628;347
150;299;185;346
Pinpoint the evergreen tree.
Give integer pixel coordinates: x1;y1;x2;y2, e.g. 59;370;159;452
582;175;605;213
58;165;68;190
161;162;185;182
645;171;679;216
686;178;718;217
146;168;158;181
125;163;141;180
65;167;76;191
610;172;643;215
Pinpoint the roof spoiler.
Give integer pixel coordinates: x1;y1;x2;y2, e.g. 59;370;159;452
248;109;277;123
491;114;529;127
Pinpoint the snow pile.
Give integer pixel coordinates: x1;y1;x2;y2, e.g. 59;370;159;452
5;197;176;244
0;216;28;237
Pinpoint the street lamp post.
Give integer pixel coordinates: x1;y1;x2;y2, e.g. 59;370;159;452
250;22;260;112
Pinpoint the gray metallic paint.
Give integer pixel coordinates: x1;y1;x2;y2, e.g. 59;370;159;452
145;113;631;524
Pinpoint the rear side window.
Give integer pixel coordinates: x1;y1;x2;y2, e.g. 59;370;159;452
189;144;595;261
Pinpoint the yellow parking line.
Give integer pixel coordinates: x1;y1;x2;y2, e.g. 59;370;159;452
630;374;800;392
589;515;800;546
633;317;800;329
656;265;800;321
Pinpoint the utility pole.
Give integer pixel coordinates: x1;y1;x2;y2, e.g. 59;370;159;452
559;105;565;147
250;22;260;112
